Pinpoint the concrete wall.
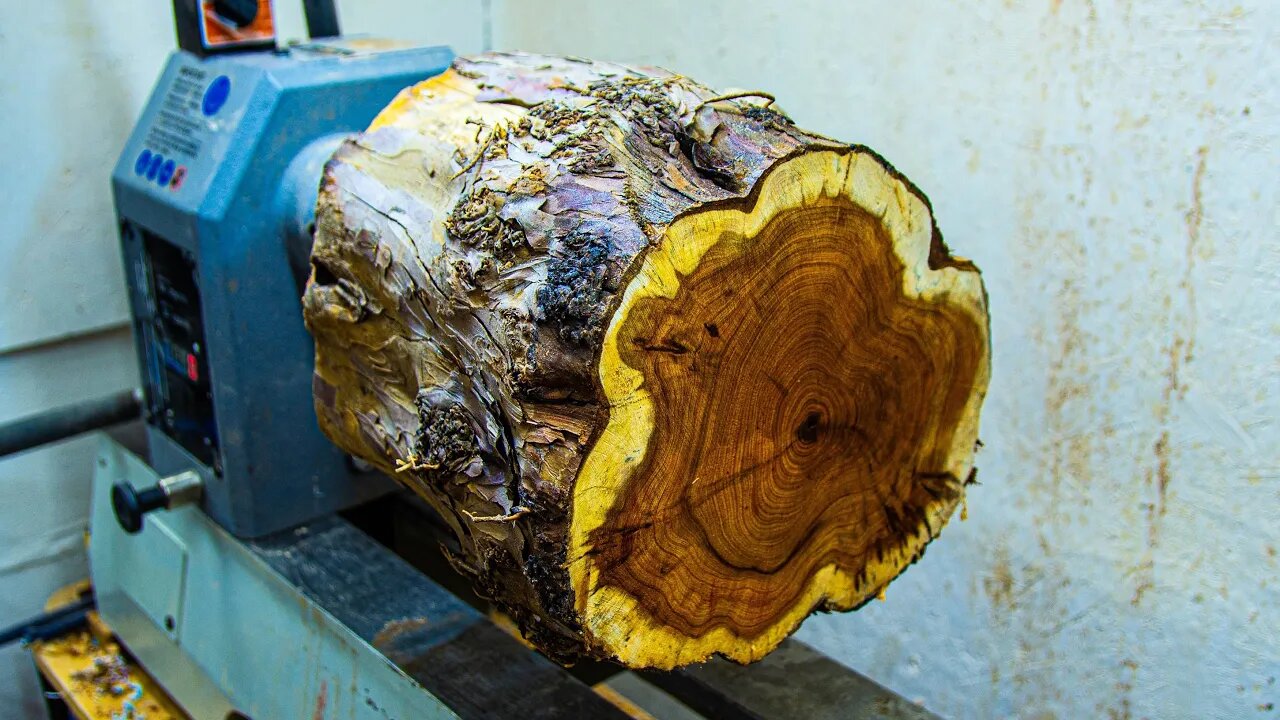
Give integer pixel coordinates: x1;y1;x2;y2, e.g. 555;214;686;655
493;2;1279;718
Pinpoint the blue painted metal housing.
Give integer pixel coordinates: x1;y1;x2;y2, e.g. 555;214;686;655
112;43;454;537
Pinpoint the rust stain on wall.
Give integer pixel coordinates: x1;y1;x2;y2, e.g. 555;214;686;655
1181;144;1208;370
1135;145;1209;607
985;542;1016;610
1105;658;1139;720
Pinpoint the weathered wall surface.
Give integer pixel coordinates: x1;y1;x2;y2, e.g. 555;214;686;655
494;2;1279;717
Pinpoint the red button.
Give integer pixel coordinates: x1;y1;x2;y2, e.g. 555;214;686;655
171;166;187;190
186;353;199;381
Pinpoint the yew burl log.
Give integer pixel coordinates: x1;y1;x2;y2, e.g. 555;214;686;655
303;52;989;669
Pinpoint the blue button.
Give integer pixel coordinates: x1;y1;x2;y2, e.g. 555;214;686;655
202;75;231;117
158;159;176;186
147;154;164;181
134;149;152;176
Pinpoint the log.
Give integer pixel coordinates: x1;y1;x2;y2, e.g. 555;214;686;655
303;52;990;669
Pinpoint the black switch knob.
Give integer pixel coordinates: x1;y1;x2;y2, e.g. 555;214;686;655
110;470;203;535
111;481;168;534
212;0;259;28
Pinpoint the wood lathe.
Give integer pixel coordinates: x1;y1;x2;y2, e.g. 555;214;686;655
43;0;988;717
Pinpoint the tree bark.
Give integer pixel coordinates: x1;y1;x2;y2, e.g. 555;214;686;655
303;52;990;669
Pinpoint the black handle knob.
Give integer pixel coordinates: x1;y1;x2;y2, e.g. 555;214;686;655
111;481;168;534
212;0;259;28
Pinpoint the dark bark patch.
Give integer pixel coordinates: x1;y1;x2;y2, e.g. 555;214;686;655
414;392;483;476
537;230;614;347
742;104;796;130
